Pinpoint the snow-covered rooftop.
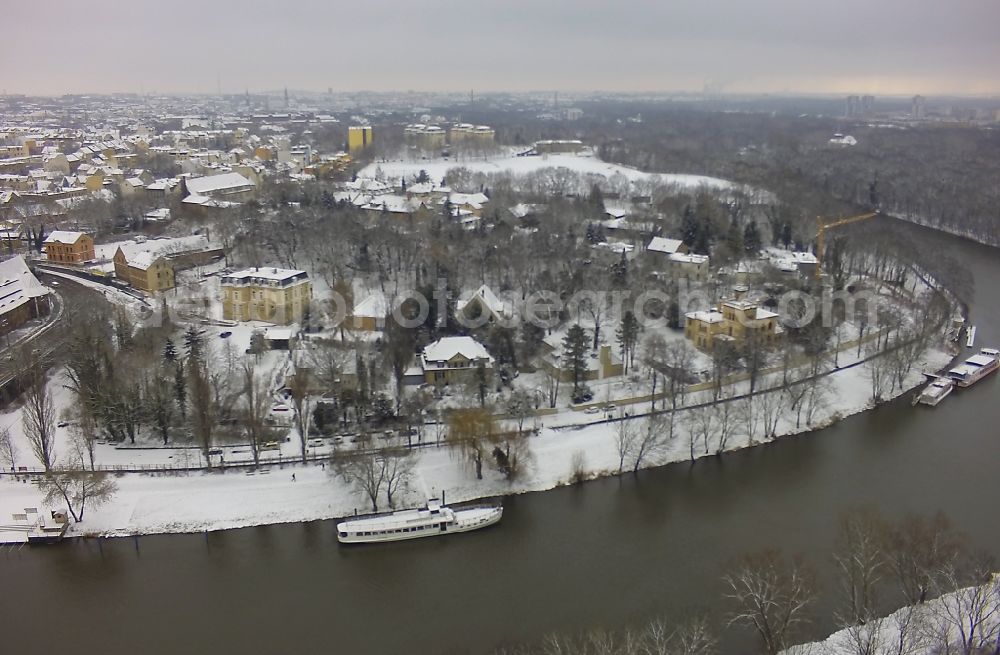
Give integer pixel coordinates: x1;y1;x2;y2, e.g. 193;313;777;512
648;237;684;254
422;336;493;364
43;230;87;245
221;267;309;285
185;172;254;195
0;255;50;317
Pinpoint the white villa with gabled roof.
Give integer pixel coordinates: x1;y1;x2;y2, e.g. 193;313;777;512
421;336;494;385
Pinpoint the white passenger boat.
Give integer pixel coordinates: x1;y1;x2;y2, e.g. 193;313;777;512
917;377;954;406
947;347;1000;388
336;499;502;544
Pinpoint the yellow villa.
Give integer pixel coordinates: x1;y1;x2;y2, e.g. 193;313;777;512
221;267;312;325
685;287;781;351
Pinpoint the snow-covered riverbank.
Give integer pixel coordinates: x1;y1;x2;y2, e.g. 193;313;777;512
783;578;1000;655
0;346;953;541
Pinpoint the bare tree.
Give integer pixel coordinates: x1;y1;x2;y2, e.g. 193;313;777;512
659;340;695;421
544;371;561;409
714;392;741;455
931;555;1000;655
289;366;314;463
569;449;588;484
333;448;385;512
758;389;784;441
724;549;816;655
804;376;833;427
381;447;415;508
491;429;532;482
187;356;216;466
864;343;893;404
883;512;963;606
67;409;99;472
39;456;118;523
631;414;668;473
576;293;607;351
833;507;891;655
447;407;496;480
614;419;637;474
239;363;275;467
688;404;715;460
506;388;535;434
22;362;56;470
738;394;760;446
0;426;17;471
782;378;812;431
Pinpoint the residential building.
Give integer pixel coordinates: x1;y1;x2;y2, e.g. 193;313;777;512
0;255;51;335
685;287;781;351
646;237;710;282
683;309;729;351
221;267;312;325
109;235;218;293
667;252;711;282
348;126;373;152
456;285;512;326
346;291;390;331
449;123;495;144
421;336;494;385
448;191;489;217
183;172;255;202
534;139;584;155
404;124;447;150
43;231;94;264
113;246;175;293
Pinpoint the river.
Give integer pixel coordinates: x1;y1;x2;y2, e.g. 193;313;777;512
2;221;998;655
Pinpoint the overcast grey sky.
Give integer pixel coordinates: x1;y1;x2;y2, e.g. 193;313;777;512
4;0;999;96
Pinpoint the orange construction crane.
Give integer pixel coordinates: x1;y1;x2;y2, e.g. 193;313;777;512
814;211;878;277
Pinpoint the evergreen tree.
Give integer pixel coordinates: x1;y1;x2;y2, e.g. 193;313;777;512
667;300;681;329
587;183;605;218
183;326;203;363
355;354;370;419
781;222;793;249
615;311;641;373
611;249;628;287
725;217;744;257
476;361;488;407
561;324;590;394
744;221;762;255
163;339;177;364
692;220;712;255
680;205;698;246
174;359;187;420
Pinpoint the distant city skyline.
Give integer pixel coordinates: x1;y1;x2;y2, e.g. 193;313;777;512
3;0;999;97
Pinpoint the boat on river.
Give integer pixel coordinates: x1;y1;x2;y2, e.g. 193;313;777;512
336;498;502;544
917;377;954;406
947;348;1000;388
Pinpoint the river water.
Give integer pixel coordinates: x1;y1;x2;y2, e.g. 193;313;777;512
2;221;998;655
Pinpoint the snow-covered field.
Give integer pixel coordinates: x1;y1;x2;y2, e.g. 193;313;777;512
359;153;735;193
0;344;952;542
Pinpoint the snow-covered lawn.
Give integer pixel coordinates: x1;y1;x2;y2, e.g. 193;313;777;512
0;343;952;542
359;153;735;193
